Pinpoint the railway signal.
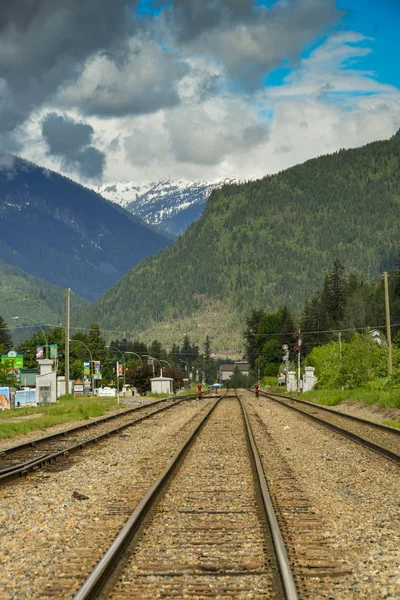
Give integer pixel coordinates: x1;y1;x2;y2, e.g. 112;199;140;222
295;330;302;392
255;383;259;398
197;384;202;399
282;344;289;385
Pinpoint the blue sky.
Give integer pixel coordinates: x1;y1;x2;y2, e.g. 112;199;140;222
338;0;400;87
138;0;400;89
265;0;400;89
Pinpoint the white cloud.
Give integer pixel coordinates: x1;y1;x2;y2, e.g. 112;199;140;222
56;38;189;117
17;25;400;184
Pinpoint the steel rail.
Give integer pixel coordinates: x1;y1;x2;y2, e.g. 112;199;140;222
0;395;201;485
238;395;299;600
73;395;223;600
74;390;297;600
257;391;400;465
266;391;400;435
0;395;198;459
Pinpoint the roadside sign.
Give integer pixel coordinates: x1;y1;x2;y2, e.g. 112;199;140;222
73;379;84;397
49;344;58;359
1;351;24;369
36;346;44;359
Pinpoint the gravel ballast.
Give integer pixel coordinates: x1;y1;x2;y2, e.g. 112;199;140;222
0;399;211;599
245;391;400;599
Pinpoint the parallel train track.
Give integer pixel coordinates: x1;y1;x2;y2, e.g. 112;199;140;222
0;394;201;485
69;392;298;600
256;390;400;464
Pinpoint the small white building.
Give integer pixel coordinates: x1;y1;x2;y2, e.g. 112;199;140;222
302;366;317;392
286;370;297;393
151;370;174;395
36;359;57;404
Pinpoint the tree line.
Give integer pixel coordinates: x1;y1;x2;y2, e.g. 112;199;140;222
244;258;400;381
0;319;219;393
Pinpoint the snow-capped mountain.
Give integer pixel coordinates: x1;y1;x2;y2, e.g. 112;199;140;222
95;178;239;235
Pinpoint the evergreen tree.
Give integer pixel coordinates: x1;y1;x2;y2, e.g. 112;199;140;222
300;292;332;354
326;259;348;325
87;324;108;364
180;335;199;364
244;309;266;370
0;315;13;353
279;306;296;347
203;335;217;384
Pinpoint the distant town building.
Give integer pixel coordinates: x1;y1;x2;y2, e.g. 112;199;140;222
218;361;250;382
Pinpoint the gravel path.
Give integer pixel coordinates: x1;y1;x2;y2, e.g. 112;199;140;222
245;391;400;599
0;399;211;600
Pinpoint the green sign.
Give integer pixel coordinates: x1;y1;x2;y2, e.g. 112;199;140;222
1;351;24;369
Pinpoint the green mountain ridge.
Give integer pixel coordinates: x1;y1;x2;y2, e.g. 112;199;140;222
0;260;89;343
76;135;400;351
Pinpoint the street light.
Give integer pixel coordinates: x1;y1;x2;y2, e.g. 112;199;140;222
160;359;172;371
12;316;49;359
142;354;160;377
106;345;127;389
124;351;143;362
178;359;190;388
69;338;94;394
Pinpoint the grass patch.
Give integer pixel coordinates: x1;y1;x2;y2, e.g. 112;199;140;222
302;387;400;409
0;394;121;440
383;420;400;429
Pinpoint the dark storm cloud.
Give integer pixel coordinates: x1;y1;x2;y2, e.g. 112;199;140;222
60;41;189;118
160;0;255;42
42;113;93;156
42;113;105;179
0;0;138;143
0;0;341;156
0;0;135;79
162;0;340;89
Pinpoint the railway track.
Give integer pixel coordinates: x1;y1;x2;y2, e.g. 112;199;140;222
257;391;400;464
0;394;200;485
70;392;298;600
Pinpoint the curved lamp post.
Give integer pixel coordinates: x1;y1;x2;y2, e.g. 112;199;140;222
106;345;128;390
12;316;49;359
142;354;160;377
178;359;191;388
160;359;172;372
125;351;143;363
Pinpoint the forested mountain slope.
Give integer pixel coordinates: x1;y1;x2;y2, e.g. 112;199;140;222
77;135;400;340
0;156;172;300
0;260;88;328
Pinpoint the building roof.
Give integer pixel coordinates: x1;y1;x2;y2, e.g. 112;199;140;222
219;362;249;372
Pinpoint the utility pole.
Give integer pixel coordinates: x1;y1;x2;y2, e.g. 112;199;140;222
65;288;70;395
384;271;393;374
